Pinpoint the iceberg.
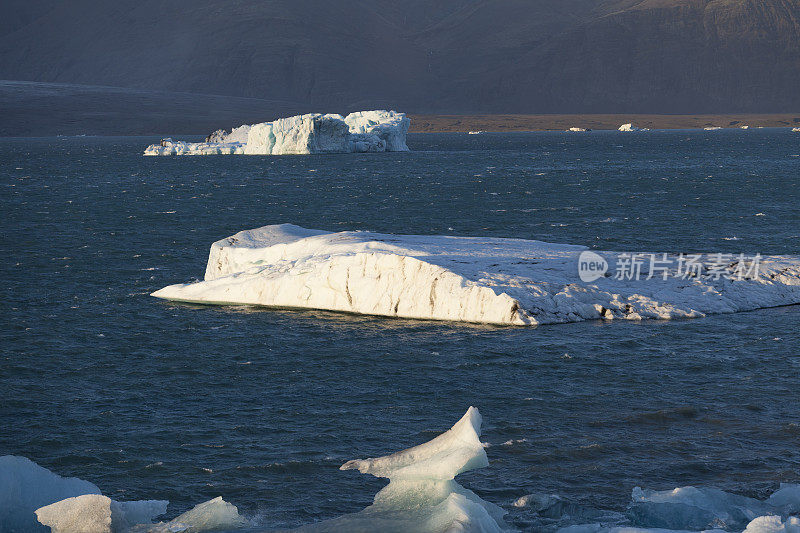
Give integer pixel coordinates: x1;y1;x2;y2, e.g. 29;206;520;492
792;128;800;132
293;407;508;532
143;110;409;155
704;126;723;130
618;123;639;132
568;127;588;132
151;224;800;326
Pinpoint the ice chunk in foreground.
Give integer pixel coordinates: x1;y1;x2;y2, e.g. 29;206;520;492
151;224;800;326
152;496;250;532
551;483;800;533
0;455;102;532
629;486;772;530
143;110;409;155
35;494;168;533
294;407;507;532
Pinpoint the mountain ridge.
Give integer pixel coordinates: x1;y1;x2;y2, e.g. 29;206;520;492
0;0;798;113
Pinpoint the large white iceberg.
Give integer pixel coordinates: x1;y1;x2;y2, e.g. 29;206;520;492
293;407;507;532
143;110;409;155
151;224;800;326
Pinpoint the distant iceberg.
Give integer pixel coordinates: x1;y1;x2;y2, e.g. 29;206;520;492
704;126;723;130
151;224;800;326
618;123;638;131
143;110;409;155
567;127;588;132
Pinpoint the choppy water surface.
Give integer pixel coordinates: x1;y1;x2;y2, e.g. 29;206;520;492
2;130;800;530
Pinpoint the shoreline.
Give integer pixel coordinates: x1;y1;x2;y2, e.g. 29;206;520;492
408;113;800;133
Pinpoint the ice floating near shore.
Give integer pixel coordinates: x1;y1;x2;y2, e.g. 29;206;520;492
151;224;800;326
143;110;409;155
618;123;639;131
293;407;507;532
568;127;588;132
792;127;800;132
0;455;248;532
704;126;723;130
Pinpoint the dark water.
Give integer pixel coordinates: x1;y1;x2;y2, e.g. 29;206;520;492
2;130;800;530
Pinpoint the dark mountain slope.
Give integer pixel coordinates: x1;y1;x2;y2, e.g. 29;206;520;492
0;0;797;113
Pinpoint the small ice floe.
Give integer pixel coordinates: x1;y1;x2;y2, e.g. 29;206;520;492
741;125;750;129
567;127;588;132
792;127;800;132
704;126;723;130
468;130;485;134
722;236;741;241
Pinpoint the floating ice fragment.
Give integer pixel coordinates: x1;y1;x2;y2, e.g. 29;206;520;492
35;494;168;533
341;407;488;480
0;455;102;532
295;407;507;532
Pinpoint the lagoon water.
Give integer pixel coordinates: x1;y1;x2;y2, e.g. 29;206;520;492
2;130;800;530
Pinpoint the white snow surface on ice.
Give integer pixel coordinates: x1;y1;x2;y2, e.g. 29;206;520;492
151;224;800;326
293;407;508;532
143;110;409;155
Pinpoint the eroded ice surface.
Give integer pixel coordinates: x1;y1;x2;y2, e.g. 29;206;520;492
143;110;409;155
151;224;800;326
